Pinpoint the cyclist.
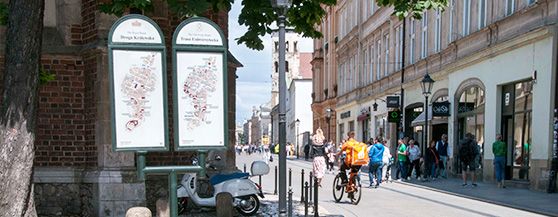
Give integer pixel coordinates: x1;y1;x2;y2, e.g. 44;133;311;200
337;131;363;185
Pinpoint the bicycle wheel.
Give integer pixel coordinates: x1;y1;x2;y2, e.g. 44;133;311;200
332;173;344;202
350;175;362;205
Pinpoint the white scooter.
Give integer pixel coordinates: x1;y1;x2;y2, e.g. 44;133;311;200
177;156;269;216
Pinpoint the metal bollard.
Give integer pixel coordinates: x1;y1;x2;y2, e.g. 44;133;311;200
288;187;293;217
309;171;313;203
259;175;262;188
289;168;292;187
244;163;247;173
274;165;278;195
304;181;309;217
301;169;305;202
314;179;319;217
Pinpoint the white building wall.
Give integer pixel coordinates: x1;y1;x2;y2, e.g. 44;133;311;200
447;36;554;161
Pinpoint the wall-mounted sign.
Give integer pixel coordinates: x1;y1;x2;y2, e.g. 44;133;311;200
340;111;351;119
388;110;401;123
432;101;451;117
173;17;228;151
386;96;400;108
108;15;168;151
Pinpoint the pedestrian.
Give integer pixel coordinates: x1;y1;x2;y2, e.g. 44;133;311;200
492;134;506;188
436;134;449;178
424;140;440;181
396;139;408;181
312;128;327;187
368;137;385;188
459;133;480;187
407;139;422;180
326;141;336;173
304;144;310;161
382;140;392;182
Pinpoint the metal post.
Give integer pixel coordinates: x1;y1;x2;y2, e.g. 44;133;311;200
304;182;309;217
244;163;247;173
289;168;292;187
313;179;319;217
274;165;278;195
198;150;208;179
278;12;288;215
296;122;299;159
259;175;262;188
136;151;147;181
309;171;313;203
288;187;293;217
301;169;305;202
169;170;178;217
425;95;429;154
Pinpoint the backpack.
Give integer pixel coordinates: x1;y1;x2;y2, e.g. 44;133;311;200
351;142;370;166
459;140;476;163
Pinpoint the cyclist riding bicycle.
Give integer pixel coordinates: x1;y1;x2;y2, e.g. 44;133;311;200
337;131;366;184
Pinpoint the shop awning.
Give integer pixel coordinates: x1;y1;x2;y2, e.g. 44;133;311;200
357;113;369;121
411;106;448;127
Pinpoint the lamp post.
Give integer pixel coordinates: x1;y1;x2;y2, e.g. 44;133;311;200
271;0;291;215
325;108;332;143
295;119;300;159
421;73;435;151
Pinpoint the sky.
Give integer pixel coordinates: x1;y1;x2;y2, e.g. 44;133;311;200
228;1;313;125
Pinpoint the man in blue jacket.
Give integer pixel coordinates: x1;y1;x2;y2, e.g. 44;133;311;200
368;137;385;188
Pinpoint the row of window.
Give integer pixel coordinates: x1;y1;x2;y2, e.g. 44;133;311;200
335;0;537;96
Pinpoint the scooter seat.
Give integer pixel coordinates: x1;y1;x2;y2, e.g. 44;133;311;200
210;172;250;186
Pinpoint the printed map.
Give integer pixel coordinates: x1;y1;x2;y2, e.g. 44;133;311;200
182;56;218;130
120;53;157;131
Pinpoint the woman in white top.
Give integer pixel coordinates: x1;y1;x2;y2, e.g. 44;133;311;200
381;140;392;182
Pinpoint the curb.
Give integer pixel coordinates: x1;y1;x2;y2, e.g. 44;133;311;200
396;181;556;217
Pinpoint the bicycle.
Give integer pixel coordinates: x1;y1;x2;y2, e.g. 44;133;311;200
332;166;362;205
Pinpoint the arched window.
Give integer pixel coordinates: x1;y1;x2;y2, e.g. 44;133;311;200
455;82;485;174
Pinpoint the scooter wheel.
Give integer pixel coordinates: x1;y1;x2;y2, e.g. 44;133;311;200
236;195;260;216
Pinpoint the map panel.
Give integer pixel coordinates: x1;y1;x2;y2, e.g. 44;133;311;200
176;52;224;147
113;50;166;149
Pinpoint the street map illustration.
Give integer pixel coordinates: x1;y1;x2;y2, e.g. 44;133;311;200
176;52;224;147
121;53;157;131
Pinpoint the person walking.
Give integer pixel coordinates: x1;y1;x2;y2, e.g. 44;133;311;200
312;129;327;187
326;141;336;173
436;134;449;178
368;138;385;188
424;140;440;181
382;140;392;182
459;133;480;187
396;139;408;181
407;139;422;180
493;134;507;188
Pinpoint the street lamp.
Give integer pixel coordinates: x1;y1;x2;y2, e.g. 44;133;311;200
295;119;300;159
421;73;435;151
270;0;292;215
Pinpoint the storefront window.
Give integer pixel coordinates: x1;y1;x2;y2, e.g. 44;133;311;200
362;119;370;142
513;81;532;180
339;123;345;144
457;86;485;172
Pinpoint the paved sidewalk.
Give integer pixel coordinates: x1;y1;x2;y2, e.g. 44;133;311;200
181;193;342;217
397;177;558;216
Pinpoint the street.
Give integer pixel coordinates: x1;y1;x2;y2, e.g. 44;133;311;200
236;153;545;217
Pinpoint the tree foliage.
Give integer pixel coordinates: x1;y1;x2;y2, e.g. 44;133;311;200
99;0;447;50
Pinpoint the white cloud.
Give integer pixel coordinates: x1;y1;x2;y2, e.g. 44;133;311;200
235;81;271;122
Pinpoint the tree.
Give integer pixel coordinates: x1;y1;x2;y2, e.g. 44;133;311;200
0;0;44;216
0;0;447;216
100;0;448;50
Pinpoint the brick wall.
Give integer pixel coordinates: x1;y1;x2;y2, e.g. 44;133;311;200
34;55;90;167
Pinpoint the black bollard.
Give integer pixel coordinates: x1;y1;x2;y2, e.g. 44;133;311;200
304;181;309;217
314;179;319;217
259;175;262;188
244;163;247;173
289;168;292;187
274;165;278;195
309;171;313;203
288;187;293;217
301;169;305;202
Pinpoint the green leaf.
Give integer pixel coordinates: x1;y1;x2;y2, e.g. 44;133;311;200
39;67;55;86
0;2;8;25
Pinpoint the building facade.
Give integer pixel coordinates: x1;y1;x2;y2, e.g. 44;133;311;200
324;0;557;191
311;5;338;145
0;1;240;216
